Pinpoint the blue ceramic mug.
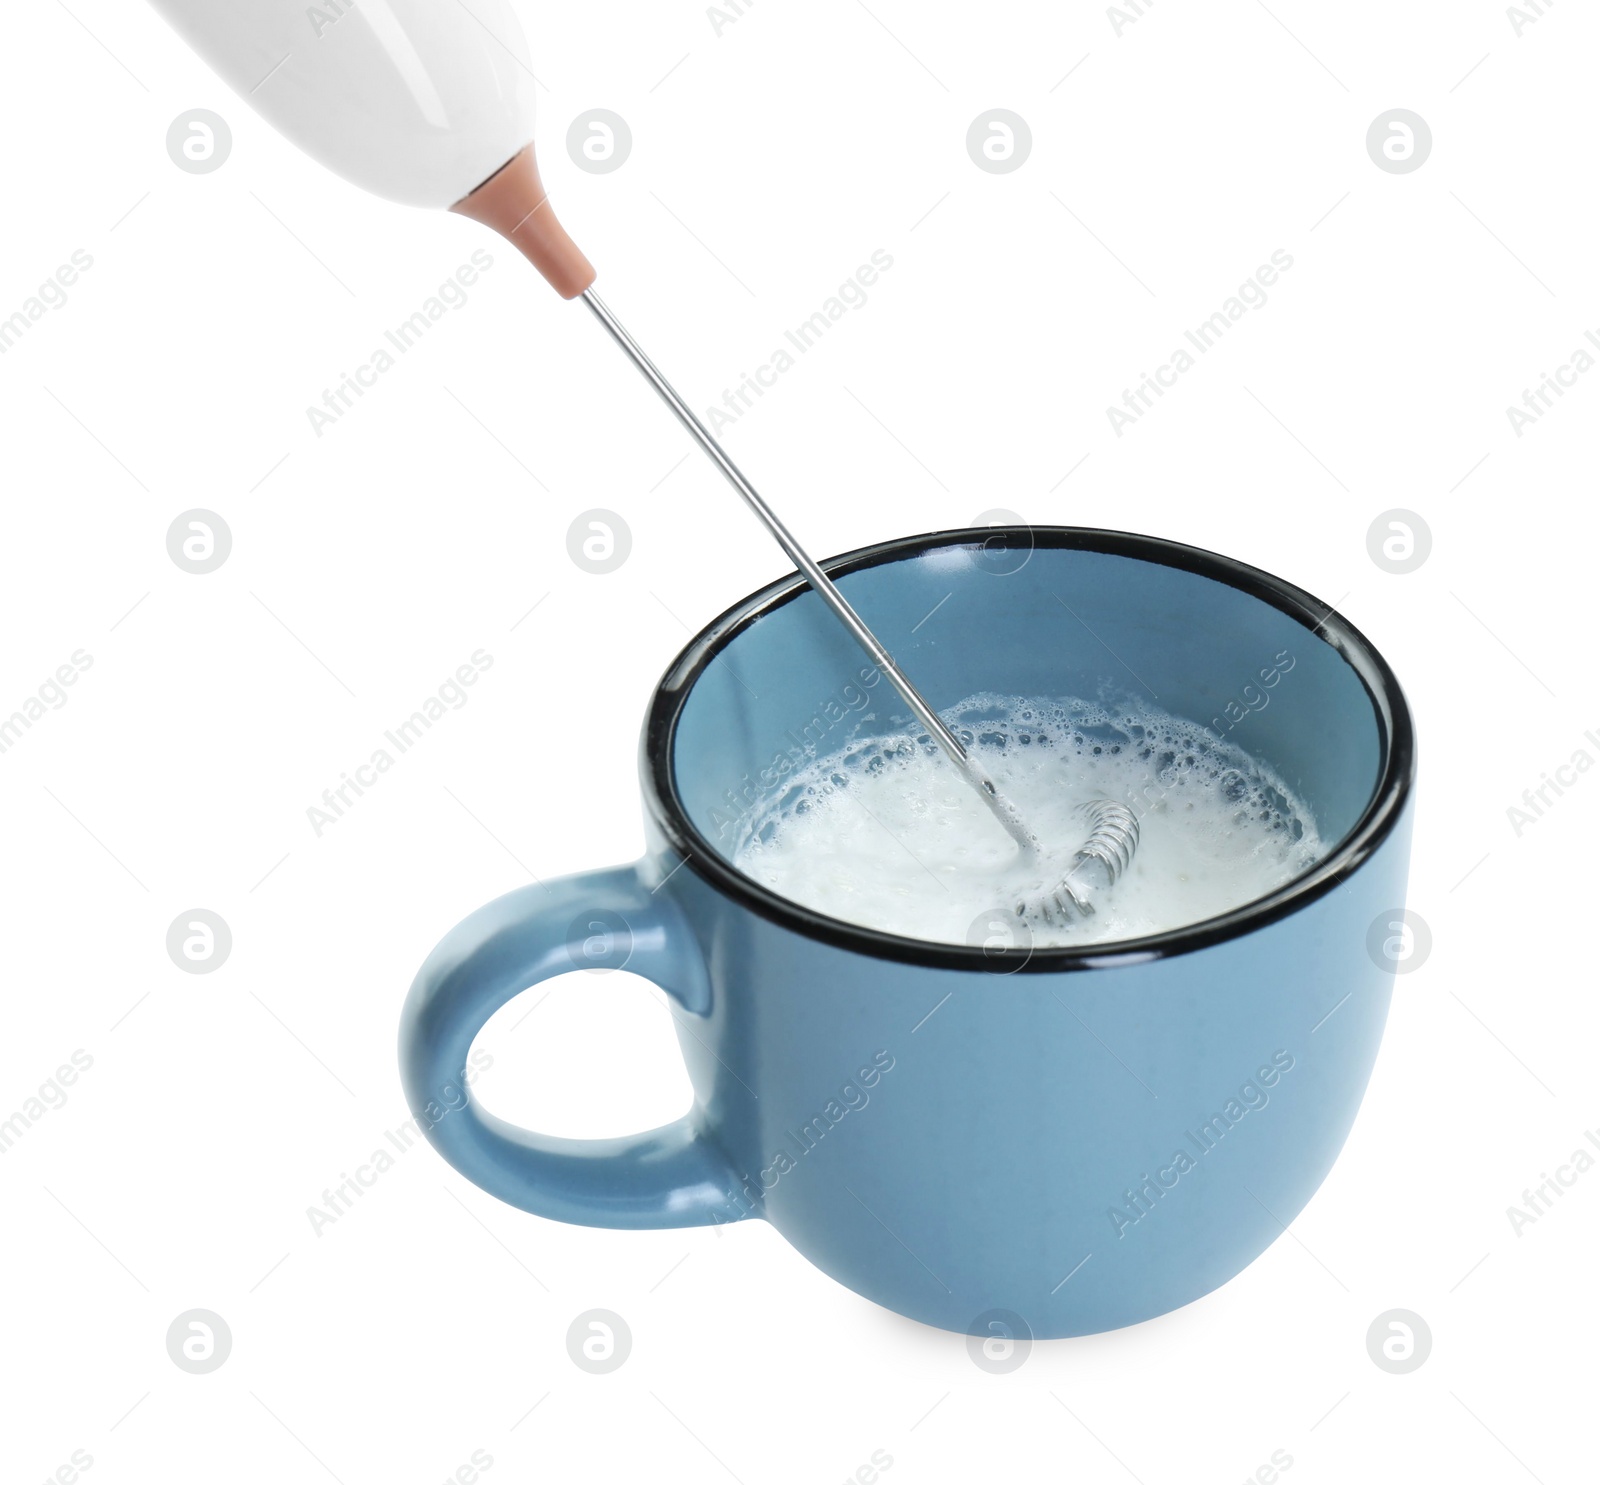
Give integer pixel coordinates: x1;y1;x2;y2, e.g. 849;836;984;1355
399;528;1415;1338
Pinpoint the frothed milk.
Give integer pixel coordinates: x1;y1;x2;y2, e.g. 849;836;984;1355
732;695;1325;947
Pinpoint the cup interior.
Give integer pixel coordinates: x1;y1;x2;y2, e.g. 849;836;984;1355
649;528;1409;964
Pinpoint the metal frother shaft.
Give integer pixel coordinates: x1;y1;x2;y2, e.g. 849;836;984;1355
581;288;1040;856
146;1;1134;921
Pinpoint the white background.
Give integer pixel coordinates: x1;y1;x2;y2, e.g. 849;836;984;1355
3;0;1596;1481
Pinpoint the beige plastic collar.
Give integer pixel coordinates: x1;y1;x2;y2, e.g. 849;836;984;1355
451;145;596;299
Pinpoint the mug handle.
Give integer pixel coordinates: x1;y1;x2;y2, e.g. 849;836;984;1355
398;864;748;1229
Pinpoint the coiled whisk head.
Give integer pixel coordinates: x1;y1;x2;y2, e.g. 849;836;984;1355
1017;798;1141;928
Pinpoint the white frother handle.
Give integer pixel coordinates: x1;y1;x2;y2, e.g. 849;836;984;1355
147;0;537;209
147;0;594;293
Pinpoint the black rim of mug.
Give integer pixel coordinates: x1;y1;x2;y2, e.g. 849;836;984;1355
641;526;1416;973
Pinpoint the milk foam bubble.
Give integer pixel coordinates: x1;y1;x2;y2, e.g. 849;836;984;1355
731;694;1325;948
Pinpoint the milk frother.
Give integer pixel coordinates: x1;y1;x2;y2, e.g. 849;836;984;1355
147;0;1137;921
